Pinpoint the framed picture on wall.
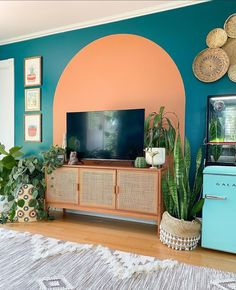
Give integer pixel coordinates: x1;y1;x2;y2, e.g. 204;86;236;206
24;56;42;87
24;114;42;142
25;88;40;111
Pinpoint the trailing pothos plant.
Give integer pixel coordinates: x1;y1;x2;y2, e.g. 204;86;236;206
41;145;65;174
144;106;178;153
4;156;47;222
162;132;204;221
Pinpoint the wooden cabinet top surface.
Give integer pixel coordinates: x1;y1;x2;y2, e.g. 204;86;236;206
62;164;166;172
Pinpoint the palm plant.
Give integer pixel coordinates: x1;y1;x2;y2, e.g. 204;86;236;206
144;106;177;152
162;132;204;221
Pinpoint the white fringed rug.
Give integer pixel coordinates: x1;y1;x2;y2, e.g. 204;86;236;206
0;228;235;290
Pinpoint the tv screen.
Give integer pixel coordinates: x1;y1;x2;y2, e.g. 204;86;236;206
67;109;144;161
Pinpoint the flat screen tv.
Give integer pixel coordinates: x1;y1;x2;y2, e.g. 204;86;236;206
66;109;145;161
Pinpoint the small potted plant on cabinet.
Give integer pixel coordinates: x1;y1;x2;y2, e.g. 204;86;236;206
144;106;177;168
160;132;204;250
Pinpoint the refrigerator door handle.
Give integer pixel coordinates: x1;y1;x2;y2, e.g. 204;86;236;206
205;194;227;200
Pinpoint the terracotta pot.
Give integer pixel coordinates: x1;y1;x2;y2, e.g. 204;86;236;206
27;73;36;81
28;126;37;137
160;211;201;251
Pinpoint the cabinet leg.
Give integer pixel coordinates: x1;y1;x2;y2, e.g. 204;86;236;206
62;208;66;216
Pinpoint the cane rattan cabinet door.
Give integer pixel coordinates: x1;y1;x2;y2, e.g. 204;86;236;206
79;169;116;209
47;168;79;204
117;170;158;214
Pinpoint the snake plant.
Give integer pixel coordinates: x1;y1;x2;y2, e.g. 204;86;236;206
162;132;204;221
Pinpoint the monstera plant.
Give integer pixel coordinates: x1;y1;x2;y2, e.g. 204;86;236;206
160;132;204;251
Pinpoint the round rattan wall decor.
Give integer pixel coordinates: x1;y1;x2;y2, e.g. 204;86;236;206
228;64;236;82
224;13;236;38
192;48;230;82
222;37;236;65
206;28;228;48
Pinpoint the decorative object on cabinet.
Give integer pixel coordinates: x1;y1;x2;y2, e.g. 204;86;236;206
134;157;147;168
205;94;236;166
46;165;165;228
224;13;236;38
68;151;79;165
228;64;236;82
193;13;236;83
202;166;236;254
206;28;228;48
25;88;40;111
192;48;229;82
144;106;177;168
160;132;204;250
24;56;42;87
24;113;41;142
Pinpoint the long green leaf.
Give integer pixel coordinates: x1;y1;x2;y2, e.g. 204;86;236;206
190;198;204;218
167;169;180;218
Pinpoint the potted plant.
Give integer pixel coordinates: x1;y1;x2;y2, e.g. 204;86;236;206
144;106;177;167
160;132;204;250
0;144;23;222
41;145;65;174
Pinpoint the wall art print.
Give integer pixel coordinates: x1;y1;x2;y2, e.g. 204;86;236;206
24;56;42;87
24;114;41;142
25;88;41;111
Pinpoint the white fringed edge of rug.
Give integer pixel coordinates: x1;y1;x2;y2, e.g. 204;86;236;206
0;227;178;280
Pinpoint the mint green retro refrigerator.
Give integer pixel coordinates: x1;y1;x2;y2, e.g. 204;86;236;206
202;166;236;253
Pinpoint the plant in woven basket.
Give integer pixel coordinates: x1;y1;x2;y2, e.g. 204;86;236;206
144;106;178;167
160;131;204;250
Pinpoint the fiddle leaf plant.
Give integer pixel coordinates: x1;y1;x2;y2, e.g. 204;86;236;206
144;106;178;152
162;132;204;221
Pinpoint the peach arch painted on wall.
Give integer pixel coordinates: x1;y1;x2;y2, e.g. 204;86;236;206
53;34;185;146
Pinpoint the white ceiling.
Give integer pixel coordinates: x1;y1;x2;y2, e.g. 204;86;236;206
0;0;208;45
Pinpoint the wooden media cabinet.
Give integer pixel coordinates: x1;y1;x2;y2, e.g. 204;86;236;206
46;165;165;229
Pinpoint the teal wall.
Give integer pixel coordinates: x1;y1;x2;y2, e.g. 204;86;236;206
0;0;236;160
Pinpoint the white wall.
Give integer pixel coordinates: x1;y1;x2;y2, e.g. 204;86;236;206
0;59;14;153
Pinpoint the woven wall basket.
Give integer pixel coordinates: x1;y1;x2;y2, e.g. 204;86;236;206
206;28;228;48
224;13;236;38
193;48;230;82
160;211;201;251
222;37;236;65
228;64;236;82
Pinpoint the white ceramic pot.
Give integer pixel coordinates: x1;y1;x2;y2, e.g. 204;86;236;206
0;195;14;214
145;147;166;167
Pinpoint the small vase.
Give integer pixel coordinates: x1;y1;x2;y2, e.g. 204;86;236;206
145;147;166;168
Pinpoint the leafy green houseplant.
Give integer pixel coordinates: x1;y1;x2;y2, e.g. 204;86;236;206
0;144;23;222
144;106;177;167
41;145;65;174
160;132;204;250
3;156;47;222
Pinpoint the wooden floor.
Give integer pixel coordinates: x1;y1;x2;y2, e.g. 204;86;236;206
2;212;236;273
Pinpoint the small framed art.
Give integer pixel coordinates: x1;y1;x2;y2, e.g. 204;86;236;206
24;114;41;142
24;56;42;87
25;88;40;111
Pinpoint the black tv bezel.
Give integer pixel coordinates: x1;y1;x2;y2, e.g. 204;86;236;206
66;108;145;162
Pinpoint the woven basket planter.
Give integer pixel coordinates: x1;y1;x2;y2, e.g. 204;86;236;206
160;211;201;251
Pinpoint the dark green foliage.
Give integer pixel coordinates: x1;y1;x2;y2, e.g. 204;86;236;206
209;117;223;162
144;106;178;153
4;156;47;221
41;145;65;174
162;131;204;221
